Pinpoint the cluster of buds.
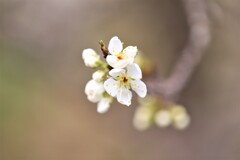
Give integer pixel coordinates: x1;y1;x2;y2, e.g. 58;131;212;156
82;36;147;113
133;96;190;130
155;105;190;130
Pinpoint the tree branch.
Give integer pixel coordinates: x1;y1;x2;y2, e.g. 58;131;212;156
147;0;211;101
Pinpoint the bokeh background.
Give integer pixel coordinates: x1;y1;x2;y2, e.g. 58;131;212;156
1;0;240;160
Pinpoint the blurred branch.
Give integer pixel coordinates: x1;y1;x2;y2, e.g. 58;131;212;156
147;0;211;101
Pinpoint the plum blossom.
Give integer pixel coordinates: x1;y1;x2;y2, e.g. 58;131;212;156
104;63;147;106
106;36;138;69
83;36;149;115
85;79;112;113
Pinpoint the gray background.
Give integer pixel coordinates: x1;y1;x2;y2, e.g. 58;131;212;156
1;0;240;159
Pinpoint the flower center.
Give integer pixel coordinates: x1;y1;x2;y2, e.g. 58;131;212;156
123;77;128;83
119;75;131;88
115;74;131;89
116;53;124;60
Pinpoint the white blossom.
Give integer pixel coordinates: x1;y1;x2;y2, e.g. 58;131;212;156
84;80;104;103
82;48;100;67
92;70;105;82
104;63;147;106
155;110;172;127
106;36;138;69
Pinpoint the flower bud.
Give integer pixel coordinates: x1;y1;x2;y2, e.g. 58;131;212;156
155;110;172;127
170;105;190;130
170;105;186;118
82;48;100;67
92;70;105;82
97;97;112;114
133;106;152;131
85;80;104;103
173;114;190;130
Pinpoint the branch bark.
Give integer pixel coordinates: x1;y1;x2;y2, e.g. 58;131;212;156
147;0;211;101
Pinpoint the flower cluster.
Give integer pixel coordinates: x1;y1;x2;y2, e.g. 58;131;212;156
133;96;190;130
83;36;147;113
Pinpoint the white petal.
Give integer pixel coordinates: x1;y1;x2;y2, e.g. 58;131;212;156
104;78;119;97
106;55;118;66
116;86;132;106
131;80;147;98
123;46;138;57
127;63;142;79
109;68;125;77
125;57;134;65
108;36;123;55
106;55;130;69
114;59;131;69
97;97;112;114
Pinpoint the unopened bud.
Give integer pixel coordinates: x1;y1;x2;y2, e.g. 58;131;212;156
92;70;105;82
82;48;100;67
155;110;172;128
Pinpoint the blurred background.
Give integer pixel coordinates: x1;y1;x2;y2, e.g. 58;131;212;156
1;0;240;160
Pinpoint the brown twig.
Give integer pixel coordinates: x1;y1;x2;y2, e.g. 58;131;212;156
147;0;211;101
99;40;110;58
